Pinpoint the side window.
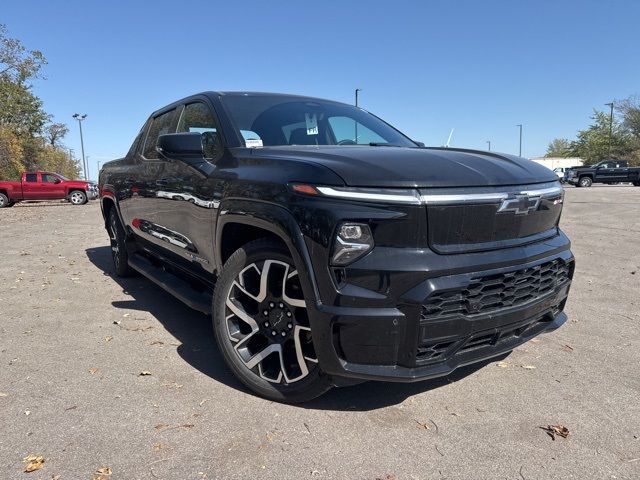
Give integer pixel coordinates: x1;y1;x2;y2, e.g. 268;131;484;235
328;116;386;144
25;174;37;183
143;109;177;159
177;102;221;158
41;174;58;183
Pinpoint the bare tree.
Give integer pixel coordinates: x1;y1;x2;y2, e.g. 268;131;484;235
45;122;69;147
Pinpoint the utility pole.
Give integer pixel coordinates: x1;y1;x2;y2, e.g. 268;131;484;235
73;114;88;180
354;88;362;143
486;140;491;151
605;102;614;157
516;124;523;157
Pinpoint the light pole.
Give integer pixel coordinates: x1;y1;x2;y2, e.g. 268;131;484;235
355;88;362;107
486;140;491;151
605;102;614;157
73;114;88;180
86;156;90;180
516;124;523;157
354;88;362;143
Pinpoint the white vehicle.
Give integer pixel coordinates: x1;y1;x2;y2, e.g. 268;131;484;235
553;167;567;182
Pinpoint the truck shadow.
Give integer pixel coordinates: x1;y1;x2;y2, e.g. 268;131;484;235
86;245;506;411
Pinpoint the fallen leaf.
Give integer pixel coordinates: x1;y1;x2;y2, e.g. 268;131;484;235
123;313;130;318
113;320;121;325
415;420;431;430
153;443;167;451
0;392;7;397
104;336;113;342
154;423;169;431
89;368;99;375
139;371;152;376
540;424;570;440
95;466;112;475
521;365;537;370
23;454;45;472
150;340;164;346
562;344;574;352
64;405;78;411
496;361;509;368
24;410;31;416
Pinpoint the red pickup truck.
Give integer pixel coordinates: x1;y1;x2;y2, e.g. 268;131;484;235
0;172;98;208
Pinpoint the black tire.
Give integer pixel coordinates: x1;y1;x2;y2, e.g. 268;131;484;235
578;176;593;188
633;181;640;187
0;193;9;208
212;239;331;403
108;208;134;277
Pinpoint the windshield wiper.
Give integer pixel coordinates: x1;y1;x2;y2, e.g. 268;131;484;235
368;142;402;147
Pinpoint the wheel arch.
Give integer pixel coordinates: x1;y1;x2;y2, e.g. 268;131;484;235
216;199;320;304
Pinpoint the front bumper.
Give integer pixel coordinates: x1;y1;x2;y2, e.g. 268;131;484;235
87;187;99;200
307;235;574;383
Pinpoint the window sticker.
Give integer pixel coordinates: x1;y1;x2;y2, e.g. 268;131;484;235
245;138;263;148
305;113;318;135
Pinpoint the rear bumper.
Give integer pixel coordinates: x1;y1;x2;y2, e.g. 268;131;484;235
307;236;574;383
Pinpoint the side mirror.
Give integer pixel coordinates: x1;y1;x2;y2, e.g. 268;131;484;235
54;178;62;184
414;141;426;148
156;133;216;175
157;132;203;156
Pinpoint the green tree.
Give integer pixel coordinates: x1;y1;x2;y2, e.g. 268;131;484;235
569;110;632;165
545;138;572;158
0;24;46;84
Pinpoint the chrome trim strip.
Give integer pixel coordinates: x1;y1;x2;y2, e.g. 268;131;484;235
316;186;422;204
314;183;563;206
420;185;563;205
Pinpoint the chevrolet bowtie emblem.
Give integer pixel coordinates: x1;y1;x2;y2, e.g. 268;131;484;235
497;194;541;215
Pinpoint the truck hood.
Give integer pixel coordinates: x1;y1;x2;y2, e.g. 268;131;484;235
252;146;557;188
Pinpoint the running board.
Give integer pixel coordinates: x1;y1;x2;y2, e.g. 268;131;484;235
128;253;212;315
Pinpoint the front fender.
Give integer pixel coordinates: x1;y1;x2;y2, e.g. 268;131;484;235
216;199;321;306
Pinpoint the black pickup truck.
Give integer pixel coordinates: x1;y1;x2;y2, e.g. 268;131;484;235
99;92;574;402
565;160;640;187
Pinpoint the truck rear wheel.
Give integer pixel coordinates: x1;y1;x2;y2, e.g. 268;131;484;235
212;239;331;403
578;176;593;188
0;193;9;208
69;190;88;205
108;209;134;277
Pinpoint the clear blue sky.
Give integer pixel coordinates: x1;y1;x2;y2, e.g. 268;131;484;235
3;0;640;179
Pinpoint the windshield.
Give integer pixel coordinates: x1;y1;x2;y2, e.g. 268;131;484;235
57;174;70;181
220;94;417;148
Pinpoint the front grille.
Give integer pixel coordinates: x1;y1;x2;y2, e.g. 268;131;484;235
421;259;572;321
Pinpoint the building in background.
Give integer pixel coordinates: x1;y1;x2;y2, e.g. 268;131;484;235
530;157;584;170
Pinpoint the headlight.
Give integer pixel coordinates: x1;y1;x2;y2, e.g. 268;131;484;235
331;222;374;265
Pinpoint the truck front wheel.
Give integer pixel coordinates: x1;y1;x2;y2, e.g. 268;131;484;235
69;190;88;205
578;176;593;188
0;193;9;208
212;239;331;403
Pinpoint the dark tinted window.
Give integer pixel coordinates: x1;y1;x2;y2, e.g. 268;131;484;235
143;109;176;159
177;103;221;158
220;95;415;147
25;174;37;182
41;174;58;183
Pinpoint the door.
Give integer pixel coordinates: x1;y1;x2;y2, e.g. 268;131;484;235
123;101;223;278
21;173;41;199
40;173;66;198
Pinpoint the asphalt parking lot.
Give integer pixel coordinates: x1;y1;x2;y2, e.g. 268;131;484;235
1;185;639;480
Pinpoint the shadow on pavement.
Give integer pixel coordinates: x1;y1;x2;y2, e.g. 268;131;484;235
86;245;508;411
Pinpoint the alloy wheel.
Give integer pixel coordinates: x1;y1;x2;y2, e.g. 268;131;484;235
70;191;86;204
224;259;317;384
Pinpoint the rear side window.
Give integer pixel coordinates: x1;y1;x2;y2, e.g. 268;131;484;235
25;174;37;182
143;109;177;159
